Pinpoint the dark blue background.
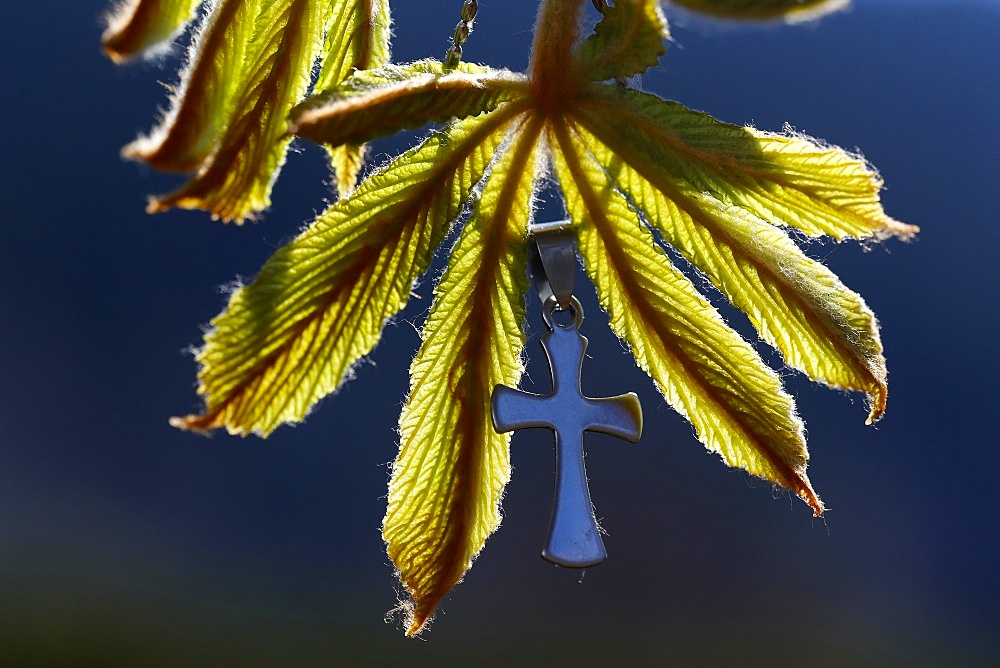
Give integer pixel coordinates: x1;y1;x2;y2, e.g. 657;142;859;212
1;0;997;663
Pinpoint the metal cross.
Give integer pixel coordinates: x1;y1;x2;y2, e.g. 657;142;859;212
492;298;642;567
492;274;642;566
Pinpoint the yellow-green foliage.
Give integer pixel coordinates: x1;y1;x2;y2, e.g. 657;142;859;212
106;0;916;635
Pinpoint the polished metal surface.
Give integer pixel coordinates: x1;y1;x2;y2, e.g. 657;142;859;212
528;219;576;310
492;296;643;568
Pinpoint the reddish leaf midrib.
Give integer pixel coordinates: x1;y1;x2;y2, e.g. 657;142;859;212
404;114;542;634
577;94;890;237
552;119;822;513
183;107;525;434
571;107;885;412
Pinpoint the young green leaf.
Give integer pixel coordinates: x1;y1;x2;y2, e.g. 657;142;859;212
172;108;522;435
148;0;329;222
577;0;669;81
102;0;201;63
314;0;392;92
384;116;542;636
313;0;392;198
670;0;849;22
571;90;917;421
291;63;528;149
577;89;916;241
552;120;821;513
124;0;263;173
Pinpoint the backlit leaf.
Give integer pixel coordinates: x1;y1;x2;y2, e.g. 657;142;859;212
145;0;328;222
172;108;521;435
384;115;542;636
314;0;392;92
577;0;669;81
124;0;264;172
670;0;849;22
577;89;917;241
292;63;527;149
583;94;910;421
552;120;821;513
314;0;392;198
102;0;201;63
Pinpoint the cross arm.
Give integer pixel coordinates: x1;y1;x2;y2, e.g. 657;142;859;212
491;384;554;433
584;393;642;443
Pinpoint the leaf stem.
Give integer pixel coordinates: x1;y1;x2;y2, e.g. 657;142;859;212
529;0;586;113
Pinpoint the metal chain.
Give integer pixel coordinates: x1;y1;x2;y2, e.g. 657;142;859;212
444;0;478;69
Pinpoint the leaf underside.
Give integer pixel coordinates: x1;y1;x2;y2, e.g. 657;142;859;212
312;0;392;197
148;0;328;222
172;106;523;435
552;118;820;511
291;63;527;149
123;0;394;220
385;114;541;636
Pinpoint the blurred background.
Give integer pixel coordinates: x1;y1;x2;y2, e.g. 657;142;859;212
1;0;997;663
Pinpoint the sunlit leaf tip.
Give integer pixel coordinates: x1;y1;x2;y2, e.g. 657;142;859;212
669;0;850;22
102;0;201;63
127;0;331;222
328;143;367;199
384;116;543;636
577;0;670;81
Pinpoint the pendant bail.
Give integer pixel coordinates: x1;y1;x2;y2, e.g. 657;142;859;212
529;219;576;310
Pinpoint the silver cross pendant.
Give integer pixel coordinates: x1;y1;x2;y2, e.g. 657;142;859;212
491;221;642;568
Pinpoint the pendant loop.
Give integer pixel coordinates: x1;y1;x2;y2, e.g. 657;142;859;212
529;219;576;310
541;294;584;330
